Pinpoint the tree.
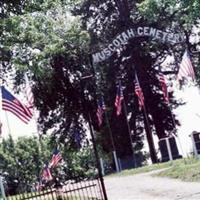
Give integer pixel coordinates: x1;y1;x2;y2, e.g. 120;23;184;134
72;0;200;162
1;0;200;165
0;135;51;194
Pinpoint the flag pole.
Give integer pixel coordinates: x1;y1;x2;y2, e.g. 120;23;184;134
4;111;12;136
24;74;43;180
122;99;137;167
104;110;120;172
90;57;120;172
134;71;158;163
24;74;42;144
168;102;186;159
0;67;12;138
142;103;158;163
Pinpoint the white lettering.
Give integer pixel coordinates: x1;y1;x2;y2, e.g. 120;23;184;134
92;53;101;63
121;32;129;42
149;27;156;37
137;27;144;36
92;26;185;63
113;39;121;47
103;48;111;57
174;34;180;43
98;51;106;60
108;44;115;51
167;33;174;43
143;27;150;36
155;30;162;40
162;32;168;42
116;34;126;44
127;28;135;38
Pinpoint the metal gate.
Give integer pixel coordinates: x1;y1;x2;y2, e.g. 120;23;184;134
6;177;105;200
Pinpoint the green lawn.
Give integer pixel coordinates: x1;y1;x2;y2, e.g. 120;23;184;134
107;159;176;177
107;156;200;182
155;156;200;182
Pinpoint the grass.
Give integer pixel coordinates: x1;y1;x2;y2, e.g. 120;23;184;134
155;156;200;182
107;156;200;182
107;159;176;177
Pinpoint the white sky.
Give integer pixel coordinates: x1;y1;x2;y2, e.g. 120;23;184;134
1;110;38;139
174;85;200;156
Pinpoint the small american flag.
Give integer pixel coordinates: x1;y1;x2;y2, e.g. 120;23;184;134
177;50;195;81
134;74;144;110
158;72;169;103
49;149;62;168
41;164;53;181
24;75;34;109
2;86;33;124
96;97;106;126
115;81;124;116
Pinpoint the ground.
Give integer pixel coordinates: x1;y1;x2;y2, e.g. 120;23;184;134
104;169;200;200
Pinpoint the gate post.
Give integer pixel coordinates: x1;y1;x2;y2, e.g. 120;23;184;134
0;176;6;200
88;114;108;200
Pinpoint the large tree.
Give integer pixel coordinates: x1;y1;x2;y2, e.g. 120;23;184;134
72;0;200;162
1;0;200;164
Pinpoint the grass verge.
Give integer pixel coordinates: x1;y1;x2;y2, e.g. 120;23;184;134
155;156;200;182
107;156;200;182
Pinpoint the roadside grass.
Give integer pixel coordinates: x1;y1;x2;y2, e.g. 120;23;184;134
107;159;175;177
155;156;200;182
107;156;200;182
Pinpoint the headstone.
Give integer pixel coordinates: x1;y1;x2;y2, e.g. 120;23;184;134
191;131;200;155
158;136;182;162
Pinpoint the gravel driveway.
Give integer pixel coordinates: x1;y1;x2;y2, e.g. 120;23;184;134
104;169;200;200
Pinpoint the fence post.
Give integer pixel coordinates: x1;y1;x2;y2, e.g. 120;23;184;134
0;176;6;200
100;158;105;176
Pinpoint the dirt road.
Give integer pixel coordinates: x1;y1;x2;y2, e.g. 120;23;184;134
104;170;200;200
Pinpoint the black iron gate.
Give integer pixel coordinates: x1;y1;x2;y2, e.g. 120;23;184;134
6;177;105;200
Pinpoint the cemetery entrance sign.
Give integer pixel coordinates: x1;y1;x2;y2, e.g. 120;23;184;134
92;26;184;63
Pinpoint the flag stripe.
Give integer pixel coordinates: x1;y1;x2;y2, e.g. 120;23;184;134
115;82;124;116
49;150;62;168
158;73;169;103
177;50;195;81
41;165;53;181
2;86;33;124
96;97;106;126
134;74;144;110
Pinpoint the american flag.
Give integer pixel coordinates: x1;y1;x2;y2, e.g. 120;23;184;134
115;81;124;116
49;149;62;168
41;164;53;181
158;72;169;103
134;74;144;110
96;97;106;126
24;75;34;109
1;86;33;124
177;50;195;81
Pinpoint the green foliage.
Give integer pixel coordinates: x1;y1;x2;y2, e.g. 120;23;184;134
0;135;97;195
0;136;50;194
137;0;200;32
62;146;97;180
1;0;200;167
